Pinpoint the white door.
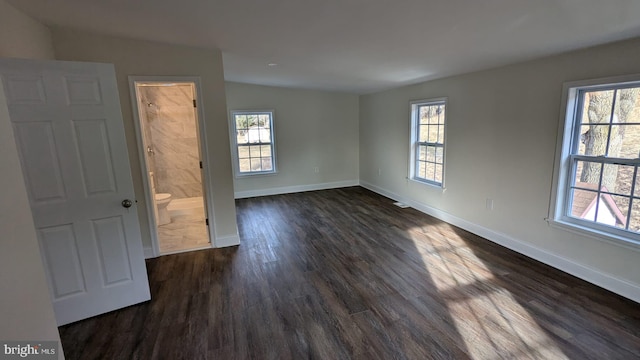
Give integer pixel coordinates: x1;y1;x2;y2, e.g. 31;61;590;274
0;58;151;326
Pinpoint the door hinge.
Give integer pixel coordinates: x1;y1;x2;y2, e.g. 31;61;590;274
199;161;203;169
205;218;209;226
193;99;197;108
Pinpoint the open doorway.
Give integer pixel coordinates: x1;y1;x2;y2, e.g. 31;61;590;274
130;77;212;255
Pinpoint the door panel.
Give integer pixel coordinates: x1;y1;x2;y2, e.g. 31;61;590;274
12;121;67;203
5;74;46;104
38;224;86;299
64;76;103;105
72;119;117;195
92;216;133;285
0;58;151;325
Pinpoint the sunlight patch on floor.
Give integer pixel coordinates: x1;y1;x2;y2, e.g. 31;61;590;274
407;225;568;359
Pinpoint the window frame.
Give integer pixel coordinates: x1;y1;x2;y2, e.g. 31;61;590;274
228;109;277;177
408;98;448;188
550;74;640;248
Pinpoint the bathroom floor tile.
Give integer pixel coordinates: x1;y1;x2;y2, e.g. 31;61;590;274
158;205;210;254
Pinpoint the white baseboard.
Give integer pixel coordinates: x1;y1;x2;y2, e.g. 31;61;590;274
143;246;156;259
360;181;640;303
214;233;240;248
234;180;359;199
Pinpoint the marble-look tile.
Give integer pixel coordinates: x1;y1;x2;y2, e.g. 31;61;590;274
155;168;201;185
157;203;209;254
152;137;199;159
142;85;192;108
140;84;203;200
158;183;203;198
150;117;186;138
178;183;204;198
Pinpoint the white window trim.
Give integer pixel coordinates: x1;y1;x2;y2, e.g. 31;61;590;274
229;109;278;177
408;97;448;189
549;74;640;250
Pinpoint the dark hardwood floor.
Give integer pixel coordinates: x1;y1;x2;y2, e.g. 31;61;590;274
59;187;640;359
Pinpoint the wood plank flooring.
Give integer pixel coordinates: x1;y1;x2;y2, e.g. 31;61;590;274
59;187;640;359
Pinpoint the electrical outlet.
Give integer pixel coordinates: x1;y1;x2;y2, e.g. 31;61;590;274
314;167;319;173
486;198;494;210
378;168;382;176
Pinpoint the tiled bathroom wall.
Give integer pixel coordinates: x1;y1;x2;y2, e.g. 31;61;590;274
139;84;203;199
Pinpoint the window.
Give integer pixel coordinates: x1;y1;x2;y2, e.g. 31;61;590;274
553;77;640;243
409;98;447;186
229;110;276;176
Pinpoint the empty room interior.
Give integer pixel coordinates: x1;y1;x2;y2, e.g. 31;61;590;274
2;0;640;359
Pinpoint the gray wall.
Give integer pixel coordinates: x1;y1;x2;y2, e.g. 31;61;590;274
225;82;360;197
359;37;640;301
0;0;54;59
0;0;63;356
52;28;240;248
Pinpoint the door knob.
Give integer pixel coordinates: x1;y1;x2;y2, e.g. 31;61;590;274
121;199;133;208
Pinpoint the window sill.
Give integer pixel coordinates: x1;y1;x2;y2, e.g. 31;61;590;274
408;177;445;191
234;170;278;179
547;218;640;253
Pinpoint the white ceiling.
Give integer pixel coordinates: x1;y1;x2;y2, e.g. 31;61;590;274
8;0;640;94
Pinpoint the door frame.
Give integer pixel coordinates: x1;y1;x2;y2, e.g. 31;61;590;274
128;76;214;257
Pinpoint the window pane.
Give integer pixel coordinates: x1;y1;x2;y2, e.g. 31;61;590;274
250;158;261;171
418;145;426;161
235;115;247;130
426;162;436;180
261;145;272;157
428;125;438;142
419;124;428;142
630;200;640;232
419;107;429;124
249;145;261;158
416;106;429;125
258;114;270;128
435;164;443;183
602;163;633;195
237;131;248;144
261;157;273;171
436;106;445;124
429;106;442;124
437;125;445;144
581;90;615;124
635;169;640;197
577;124;609;156
428;111;440;125
574;160;602;189
239;159;250;172
426;146;435;162
570;188;597;221
260;128;271;142
417;161;427;179
238;146;249;158
435;147;444;164
419;104;445;125
247;128;260;143
598;195;629;229
247;114;258;127
612;87;640;124
618;124;640;159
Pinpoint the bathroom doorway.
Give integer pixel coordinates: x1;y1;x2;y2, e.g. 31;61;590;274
130;77;212;256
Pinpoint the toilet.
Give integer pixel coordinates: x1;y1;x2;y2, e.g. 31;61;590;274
155;193;173;225
149;172;172;225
